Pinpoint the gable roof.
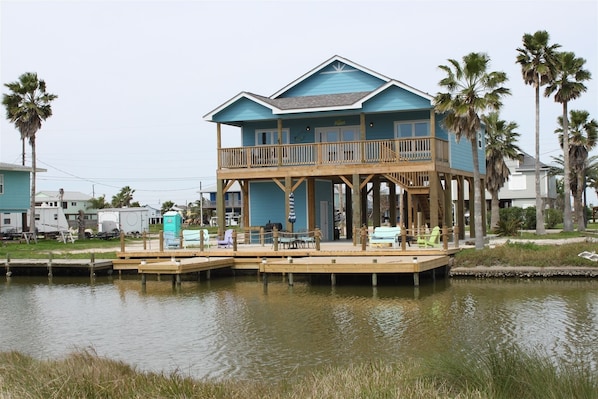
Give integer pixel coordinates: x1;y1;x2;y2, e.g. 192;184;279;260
0;162;36;172
204;55;433;122
36;190;92;201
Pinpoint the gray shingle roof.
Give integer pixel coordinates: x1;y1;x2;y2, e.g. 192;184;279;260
249;91;373;110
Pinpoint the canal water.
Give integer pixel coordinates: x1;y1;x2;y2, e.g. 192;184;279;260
1;274;597;382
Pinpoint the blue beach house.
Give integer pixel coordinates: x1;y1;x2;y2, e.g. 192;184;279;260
0;162;34;234
204;55;484;241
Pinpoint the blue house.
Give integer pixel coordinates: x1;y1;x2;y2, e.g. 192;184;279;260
204;55;484;241
0;162;33;234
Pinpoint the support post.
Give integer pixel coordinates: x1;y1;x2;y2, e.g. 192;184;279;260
413;272;420;287
331;273;336;286
90;253;96;277
120;231;125;252
372;273;378;287
288;272;294;286
48;253;53;277
141;273;146;286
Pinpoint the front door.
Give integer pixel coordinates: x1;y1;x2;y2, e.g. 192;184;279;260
316;126;358;163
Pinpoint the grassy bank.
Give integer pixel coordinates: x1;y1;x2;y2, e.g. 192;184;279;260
0;346;595;399
455;241;598;268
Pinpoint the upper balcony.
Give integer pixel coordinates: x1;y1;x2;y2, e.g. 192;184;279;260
219;137;449;172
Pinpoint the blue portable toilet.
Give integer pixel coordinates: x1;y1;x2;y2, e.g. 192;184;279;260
163;211;182;237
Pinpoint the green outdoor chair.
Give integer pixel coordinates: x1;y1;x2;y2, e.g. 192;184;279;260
417;226;441;248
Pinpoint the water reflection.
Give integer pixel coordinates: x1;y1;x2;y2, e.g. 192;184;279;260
1;275;597;381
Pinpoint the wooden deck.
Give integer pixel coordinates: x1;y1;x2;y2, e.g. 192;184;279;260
111;240;457;286
3;258;113;277
1;239;458;286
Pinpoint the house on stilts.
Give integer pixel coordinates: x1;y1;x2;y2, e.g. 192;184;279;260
203;55;485;242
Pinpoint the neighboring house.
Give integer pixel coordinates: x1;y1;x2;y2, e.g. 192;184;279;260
204;55;486;240
495;151;557;209
0;162;33;233
144;205;162;225
201;181;242;225
35;190;97;229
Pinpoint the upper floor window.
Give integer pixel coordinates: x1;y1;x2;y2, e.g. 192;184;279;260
255;129;289;145
0;174;3;194
395;121;429;138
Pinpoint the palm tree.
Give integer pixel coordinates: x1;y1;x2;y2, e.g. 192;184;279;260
483;112;521;230
88;195;110;210
111;186;135;208
545;51;592;231
434;52;511;250
555;110;598;230
516;30;560;235
2;72;57;232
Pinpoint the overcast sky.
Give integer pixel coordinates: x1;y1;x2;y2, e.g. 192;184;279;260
1;0;597;207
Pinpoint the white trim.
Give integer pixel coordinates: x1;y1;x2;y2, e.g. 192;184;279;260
271;55;391;99
255;128;290;145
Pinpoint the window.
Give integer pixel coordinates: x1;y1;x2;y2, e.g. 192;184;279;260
0;174;3;194
395;121;430;138
255;129;289;145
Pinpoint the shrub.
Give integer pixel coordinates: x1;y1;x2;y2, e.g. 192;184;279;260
494;218;522;237
545;208;563;229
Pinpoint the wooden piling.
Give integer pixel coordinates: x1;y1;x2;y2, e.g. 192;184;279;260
90;253;96;277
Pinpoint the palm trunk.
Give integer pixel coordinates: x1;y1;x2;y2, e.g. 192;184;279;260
29;136;36;233
562;102;573;231
490;190;500;231
534;80;546;234
471;139;484;250
575;171;585;231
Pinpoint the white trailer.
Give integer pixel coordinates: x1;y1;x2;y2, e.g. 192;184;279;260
34;206;70;235
97;208;149;236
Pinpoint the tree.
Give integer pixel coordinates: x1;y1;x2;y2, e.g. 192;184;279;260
434;52;510;250
516;30;560;235
483;112;521;231
2;72;57;232
88;194;110;210
545;51;591;231
555;110;597;230
111;186;135;208
161;201;175;215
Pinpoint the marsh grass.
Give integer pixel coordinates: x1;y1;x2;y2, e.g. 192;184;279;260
1;347;595;399
455;241;598;268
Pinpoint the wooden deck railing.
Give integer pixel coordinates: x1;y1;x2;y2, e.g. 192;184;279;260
219;138;449;169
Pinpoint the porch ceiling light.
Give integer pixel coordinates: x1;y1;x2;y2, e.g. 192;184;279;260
306;126;310;131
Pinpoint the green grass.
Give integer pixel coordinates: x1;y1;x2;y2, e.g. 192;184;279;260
456;241;598;267
0;238;122;259
0;346;595;399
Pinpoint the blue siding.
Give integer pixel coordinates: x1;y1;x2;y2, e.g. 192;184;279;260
249;181;308;231
213;97;274;122
0;170;30;212
280;63;385;97
448;128;486;174
362;86;431;112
